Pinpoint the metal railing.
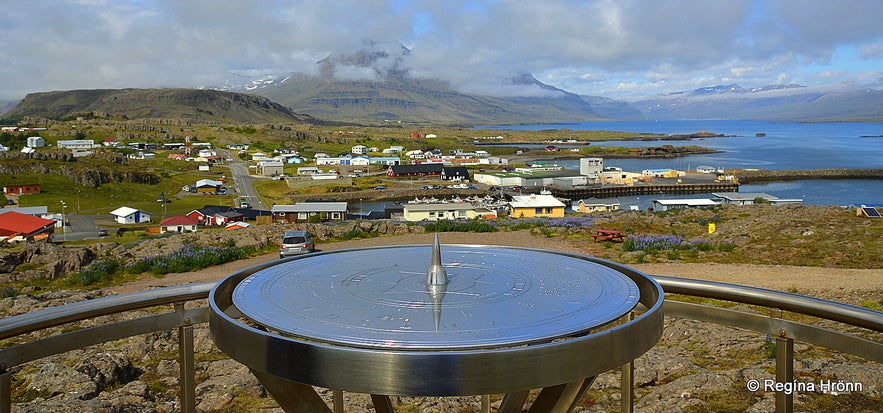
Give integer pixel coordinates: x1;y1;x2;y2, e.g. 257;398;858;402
2;276;882;413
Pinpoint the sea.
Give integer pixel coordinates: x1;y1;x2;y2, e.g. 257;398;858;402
354;120;883;213
473;120;883;209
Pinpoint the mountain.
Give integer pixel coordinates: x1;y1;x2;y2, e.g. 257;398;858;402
249;44;602;124
0;99;18;116
632;84;883;121
579;95;644;120
1;88;312;123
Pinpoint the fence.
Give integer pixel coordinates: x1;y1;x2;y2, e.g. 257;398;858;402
2;274;881;413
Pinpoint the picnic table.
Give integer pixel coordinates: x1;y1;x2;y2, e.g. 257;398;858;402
590;229;625;243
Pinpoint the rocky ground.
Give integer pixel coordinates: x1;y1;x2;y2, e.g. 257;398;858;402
2;205;882;412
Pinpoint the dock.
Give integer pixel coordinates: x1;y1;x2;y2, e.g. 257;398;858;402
549;182;739;200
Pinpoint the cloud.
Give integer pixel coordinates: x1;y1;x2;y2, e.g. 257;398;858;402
1;0;882;100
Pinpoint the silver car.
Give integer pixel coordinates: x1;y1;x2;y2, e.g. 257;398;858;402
279;230;314;258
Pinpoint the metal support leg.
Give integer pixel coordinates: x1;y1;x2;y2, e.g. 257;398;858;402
498;390;530;413
621;312;635;413
251;370;332;413
481;394;490;413
775;335;794;413
369;394;395;413
621;359;634;413
528;377;596;413
1;370;11;413
176;303;196;413
333;390;344;413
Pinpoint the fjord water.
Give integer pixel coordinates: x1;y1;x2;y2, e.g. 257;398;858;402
476;120;883;206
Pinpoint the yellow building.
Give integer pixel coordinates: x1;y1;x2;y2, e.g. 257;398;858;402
508;194;566;218
575;197;620;213
403;203;496;222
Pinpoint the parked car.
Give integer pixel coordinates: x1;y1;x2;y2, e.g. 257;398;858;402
373;185;386;190
279;230;314;258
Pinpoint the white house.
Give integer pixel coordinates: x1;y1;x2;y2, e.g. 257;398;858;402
251;152;269;161
57;140;96;150
26;136;45;147
382;146;404;154
198;149;217;158
259;160;284;177
351;156;370;166
574;198;621;213
159;216;198;233
110;206;151;224
297;167;320;175
652;199;719;212
406;149;425;159
316;157;342;166
711;192;803;206
579;158;604;178
402;203;489;222
351;145;368;154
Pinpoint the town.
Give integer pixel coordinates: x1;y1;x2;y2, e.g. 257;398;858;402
0;126;820;243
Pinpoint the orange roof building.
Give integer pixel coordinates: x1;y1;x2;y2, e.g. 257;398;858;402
0;211;56;240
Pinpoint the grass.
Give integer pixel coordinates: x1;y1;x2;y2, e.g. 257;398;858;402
2;156;233;216
70;242;259;286
683;380;755;413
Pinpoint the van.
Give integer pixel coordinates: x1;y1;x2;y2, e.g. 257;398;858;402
279;230;314;258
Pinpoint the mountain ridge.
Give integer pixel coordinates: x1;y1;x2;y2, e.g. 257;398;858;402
1;88;312;124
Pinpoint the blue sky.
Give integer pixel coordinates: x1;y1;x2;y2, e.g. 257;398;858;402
1;0;881;101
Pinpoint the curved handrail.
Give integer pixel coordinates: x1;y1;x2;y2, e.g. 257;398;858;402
654;275;883;332
1;274;881;412
0;282;214;341
3;276;882;347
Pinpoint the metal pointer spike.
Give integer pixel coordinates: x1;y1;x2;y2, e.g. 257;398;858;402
426;233;448;286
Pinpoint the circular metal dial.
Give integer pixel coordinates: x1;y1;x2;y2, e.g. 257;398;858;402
232;245;639;350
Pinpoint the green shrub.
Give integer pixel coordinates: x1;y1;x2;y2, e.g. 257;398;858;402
423;220;497;233
1;286;18;298
71;258;123;286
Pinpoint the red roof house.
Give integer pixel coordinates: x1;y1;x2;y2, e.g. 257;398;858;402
0;211;56;240
159;216;199;233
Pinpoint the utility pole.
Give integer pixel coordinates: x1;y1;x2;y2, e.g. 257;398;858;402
60;201;67;241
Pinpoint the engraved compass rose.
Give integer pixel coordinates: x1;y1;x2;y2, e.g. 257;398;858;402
231;235;640;350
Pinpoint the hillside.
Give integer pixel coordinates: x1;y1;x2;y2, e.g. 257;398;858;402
1;89;313;124
248;44;603;124
256;72;603;124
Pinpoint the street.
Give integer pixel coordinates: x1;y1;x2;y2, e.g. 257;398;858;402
221;150;268;210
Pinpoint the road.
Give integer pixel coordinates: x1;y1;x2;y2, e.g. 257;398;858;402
221;150;268;210
52;213;110;242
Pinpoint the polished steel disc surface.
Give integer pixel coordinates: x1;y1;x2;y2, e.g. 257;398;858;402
232;245;639;350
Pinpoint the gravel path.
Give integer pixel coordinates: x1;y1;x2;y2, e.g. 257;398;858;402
107;231;883;304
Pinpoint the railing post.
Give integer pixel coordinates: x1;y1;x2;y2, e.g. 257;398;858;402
620;312;635;413
775;332;794;413
176;302;196;413
1;367;11;413
333;389;344;413
481;394;490;413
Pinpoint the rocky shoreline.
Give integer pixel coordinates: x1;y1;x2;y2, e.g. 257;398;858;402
736;168;883;183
